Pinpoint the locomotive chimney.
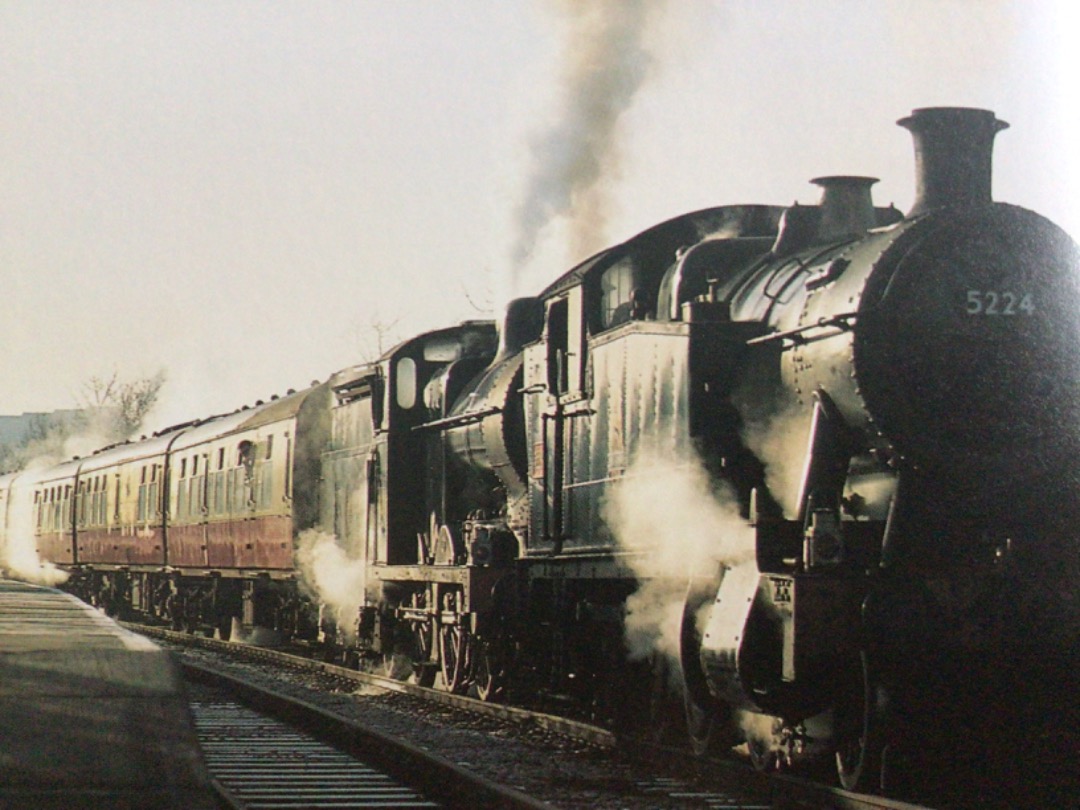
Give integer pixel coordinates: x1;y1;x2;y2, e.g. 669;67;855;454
496;296;544;361
898;107;1008;216
811;175;879;241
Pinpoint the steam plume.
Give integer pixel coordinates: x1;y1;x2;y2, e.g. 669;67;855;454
511;0;663;277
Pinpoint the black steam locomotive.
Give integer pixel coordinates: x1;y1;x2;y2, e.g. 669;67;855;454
4;107;1077;796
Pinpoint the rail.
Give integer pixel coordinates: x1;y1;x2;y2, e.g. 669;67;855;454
135;622;940;810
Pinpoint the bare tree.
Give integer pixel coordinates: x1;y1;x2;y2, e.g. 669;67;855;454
81;373;121;408
111;371;167;439
351;313;403;363
0;369;169;471
460;267;497;318
79;370;166;442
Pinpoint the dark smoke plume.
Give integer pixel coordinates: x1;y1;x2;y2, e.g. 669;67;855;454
511;0;662;274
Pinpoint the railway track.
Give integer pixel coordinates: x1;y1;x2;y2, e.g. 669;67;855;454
131;623;938;810
185;664;547;810
126;622;617;746
192;686;437;809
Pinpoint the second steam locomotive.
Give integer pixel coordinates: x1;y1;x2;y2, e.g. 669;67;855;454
2;107;1077;794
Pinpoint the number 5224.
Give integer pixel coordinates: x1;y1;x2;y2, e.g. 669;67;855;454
966;290;1035;316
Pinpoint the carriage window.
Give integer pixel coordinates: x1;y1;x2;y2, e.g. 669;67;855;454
396;357;417;409
547;298;569;395
545;287;588;398
599;257;651;328
423;338;461;363
284;435;293;497
601;260;634;327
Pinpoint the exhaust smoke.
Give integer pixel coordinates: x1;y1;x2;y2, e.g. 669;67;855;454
511;0;663;283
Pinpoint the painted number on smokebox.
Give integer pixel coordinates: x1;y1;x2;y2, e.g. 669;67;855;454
966;290;1035;316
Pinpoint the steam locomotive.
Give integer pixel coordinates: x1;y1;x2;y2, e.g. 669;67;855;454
2;107;1076;796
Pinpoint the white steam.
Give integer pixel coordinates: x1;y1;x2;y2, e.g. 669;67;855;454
296;529;367;641
1;467;69;587
511;0;664;281
602;446;755;662
0;405;148;586
739;400;813;519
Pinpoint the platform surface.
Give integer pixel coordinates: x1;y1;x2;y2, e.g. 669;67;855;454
0;579;218;809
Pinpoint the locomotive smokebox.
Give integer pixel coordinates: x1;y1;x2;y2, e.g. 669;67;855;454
441;298;539;514
898;107;1008;215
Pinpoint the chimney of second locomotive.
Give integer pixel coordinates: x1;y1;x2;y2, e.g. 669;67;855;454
496;296;544;361
898;107;1008;216
811;175;879;241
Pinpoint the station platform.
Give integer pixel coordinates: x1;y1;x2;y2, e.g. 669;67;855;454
0;579;218;809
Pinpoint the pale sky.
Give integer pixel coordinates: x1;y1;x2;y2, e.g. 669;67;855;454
2;1;1078;431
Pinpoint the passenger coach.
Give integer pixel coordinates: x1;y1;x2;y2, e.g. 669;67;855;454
0;385;331;633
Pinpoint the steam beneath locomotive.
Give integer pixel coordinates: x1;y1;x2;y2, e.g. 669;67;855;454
296;529;367;643
739;403;813;519
603;446;754;662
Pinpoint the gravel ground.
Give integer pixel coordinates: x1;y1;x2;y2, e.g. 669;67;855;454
170;644;771;810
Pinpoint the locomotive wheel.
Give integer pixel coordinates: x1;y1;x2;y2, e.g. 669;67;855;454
681;578;736;756
684;691;726;756
412;661;437;688
469;638;503;702
439;623;469;694
412;632;437;688
835;652;885;792
405;593;437;687
380;620;437;687
216;613;233;641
